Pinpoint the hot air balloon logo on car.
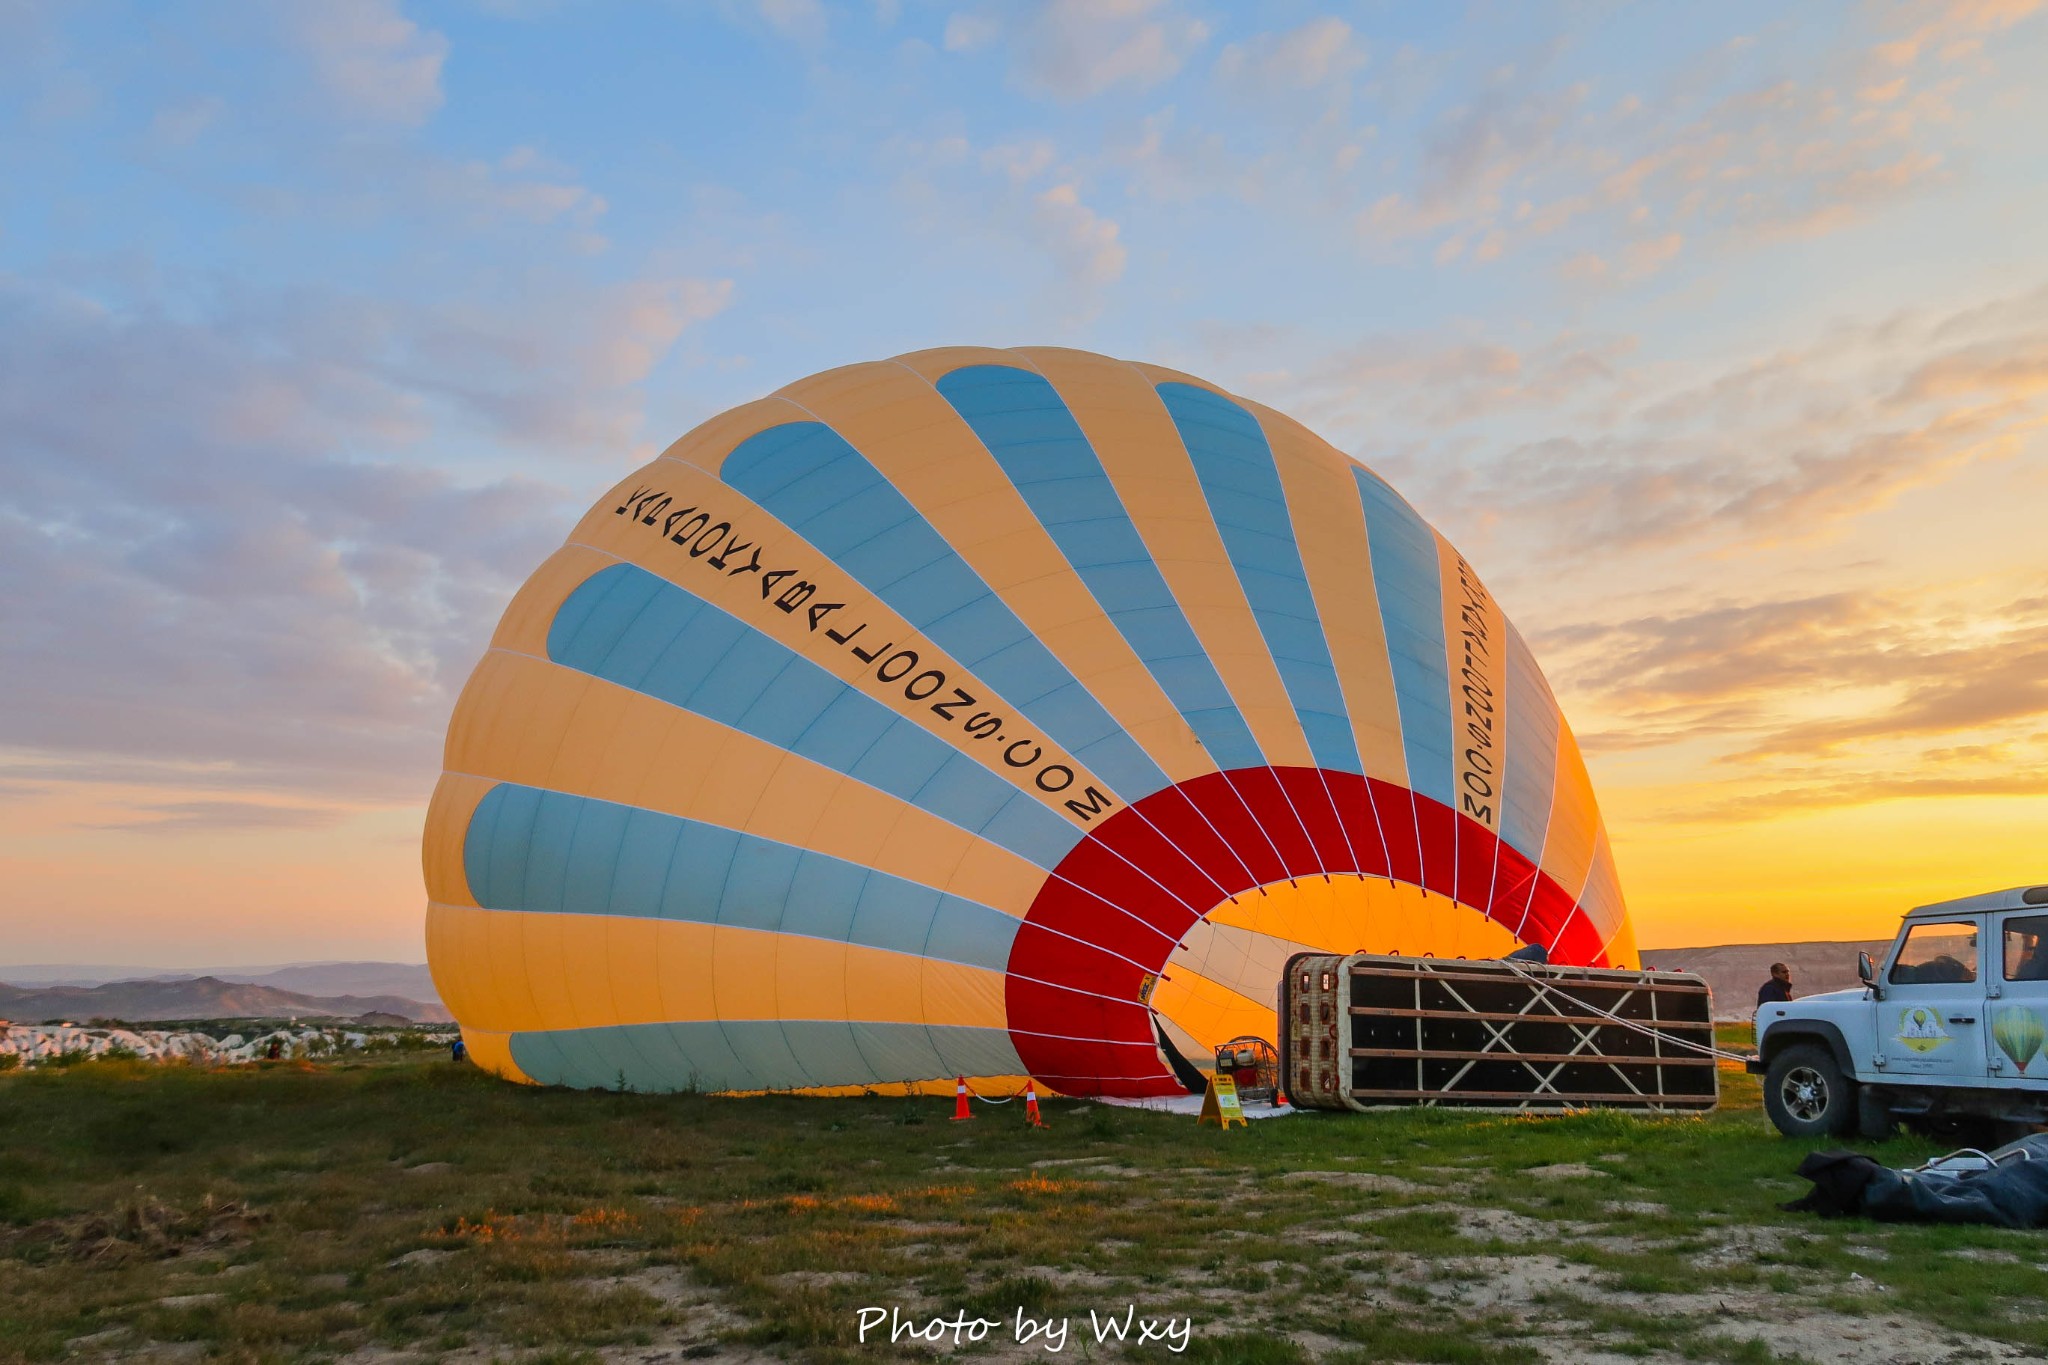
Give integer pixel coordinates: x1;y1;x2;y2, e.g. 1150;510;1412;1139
1896;1007;1954;1054
423;347;1639;1096
1992;1006;2047;1073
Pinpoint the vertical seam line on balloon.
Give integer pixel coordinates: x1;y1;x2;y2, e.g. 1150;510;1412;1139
886;353;1253;914
1513;743;1565;943
886;353;1201;788
1163;386;1363;881
1099;357;1320;879
1349;470;1433;899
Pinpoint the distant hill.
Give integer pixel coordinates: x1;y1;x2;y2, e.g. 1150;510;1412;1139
211;963;440;1003
0;976;451;1024
0;962;442;1006
1640;940;1890;1019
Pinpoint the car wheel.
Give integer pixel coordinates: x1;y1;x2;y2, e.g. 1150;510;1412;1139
1764;1044;1857;1138
1855;1088;1896;1141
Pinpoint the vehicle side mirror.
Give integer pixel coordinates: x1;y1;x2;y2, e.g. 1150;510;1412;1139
1858;950;1880;997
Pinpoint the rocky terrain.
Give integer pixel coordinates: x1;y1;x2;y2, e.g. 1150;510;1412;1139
0;976;450;1025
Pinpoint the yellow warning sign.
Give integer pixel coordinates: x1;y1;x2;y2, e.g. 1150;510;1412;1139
1198;1074;1246;1129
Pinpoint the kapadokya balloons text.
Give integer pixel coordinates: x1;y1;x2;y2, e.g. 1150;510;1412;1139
424;348;1637;1096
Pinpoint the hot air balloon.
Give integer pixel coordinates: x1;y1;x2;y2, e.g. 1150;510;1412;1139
423;348;1637;1097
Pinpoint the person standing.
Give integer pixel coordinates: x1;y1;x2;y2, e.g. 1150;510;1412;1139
1757;962;1794;1005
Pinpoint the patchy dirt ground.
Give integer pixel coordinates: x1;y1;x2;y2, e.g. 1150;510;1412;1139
5;1053;2047;1363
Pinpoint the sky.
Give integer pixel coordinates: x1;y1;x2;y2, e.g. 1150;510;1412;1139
2;0;2045;967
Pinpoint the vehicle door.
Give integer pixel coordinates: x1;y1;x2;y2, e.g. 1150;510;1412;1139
1986;910;2048;1090
1876;917;1988;1082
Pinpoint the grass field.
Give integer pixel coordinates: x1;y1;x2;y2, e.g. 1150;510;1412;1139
3;1039;2046;1364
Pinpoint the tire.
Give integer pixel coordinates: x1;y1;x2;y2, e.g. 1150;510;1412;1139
1764;1043;1858;1138
1856;1088;1896;1141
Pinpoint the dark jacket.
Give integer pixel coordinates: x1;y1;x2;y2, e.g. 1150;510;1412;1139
1757;979;1793;1005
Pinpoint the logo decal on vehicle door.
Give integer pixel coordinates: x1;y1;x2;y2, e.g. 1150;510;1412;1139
1992;1006;2046;1073
1896;1006;1953;1053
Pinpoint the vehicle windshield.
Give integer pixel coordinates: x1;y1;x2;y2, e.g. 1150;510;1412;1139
1890;921;1978;985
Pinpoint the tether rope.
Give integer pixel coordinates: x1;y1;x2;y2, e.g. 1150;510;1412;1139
1493;958;1754;1063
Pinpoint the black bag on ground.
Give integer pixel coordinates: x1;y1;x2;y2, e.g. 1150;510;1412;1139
1785;1134;2048;1228
1781;1150;1887;1218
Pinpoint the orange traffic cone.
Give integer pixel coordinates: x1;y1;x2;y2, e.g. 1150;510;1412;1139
950;1076;973;1121
1023;1080;1046;1128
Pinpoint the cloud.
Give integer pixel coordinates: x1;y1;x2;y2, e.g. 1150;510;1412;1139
947;0;1211;101
943;11;1001;53
1248;329;1634;432
1030;184;1127;287
1109;105;1267;204
756;0;829;47
1533;578;2048;790
280;0;449;126
1516;582;2048;826
148;95;226;147
85;800;352;834
1662;761;2048;824
0;262;727;806
1312;282;2048;559
1214;17;1366;98
1330;4;2043;274
887;133;1128;306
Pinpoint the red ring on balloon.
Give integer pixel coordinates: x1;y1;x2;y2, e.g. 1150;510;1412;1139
1002;766;1614;1096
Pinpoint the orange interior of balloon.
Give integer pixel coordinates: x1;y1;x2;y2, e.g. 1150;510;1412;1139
1150;876;1521;1059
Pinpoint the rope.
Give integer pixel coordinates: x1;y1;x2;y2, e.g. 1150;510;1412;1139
961;1080;1027;1102
1493;958;1753;1063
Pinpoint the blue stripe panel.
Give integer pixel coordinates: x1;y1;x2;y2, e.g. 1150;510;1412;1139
934;365;1265;772
1351;469;1456;810
1499;623;1560;864
1155;382;1363;775
510;1021;1026;1093
546;561;1081;869
463;784;1023;972
720;420;1171;802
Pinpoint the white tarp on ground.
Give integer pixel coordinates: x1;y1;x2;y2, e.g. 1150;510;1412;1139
1094;1093;1298;1119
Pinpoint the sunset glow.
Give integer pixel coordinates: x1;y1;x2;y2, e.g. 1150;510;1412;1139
3;1;2044;965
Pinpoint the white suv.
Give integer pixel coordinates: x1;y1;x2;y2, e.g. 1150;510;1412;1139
1750;884;2048;1141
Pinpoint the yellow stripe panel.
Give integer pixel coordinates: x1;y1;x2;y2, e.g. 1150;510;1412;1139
1436;533;1508;833
421;772;491;908
1250;400;1409;786
1538;719;1601;908
652;394;814;477
459;1028;535;1085
1018;348;1315;769
556;459;1123;827
790;352;1215;784
1600;901;1642;969
486;543;618;657
427;904;1010;1035
444;648;1047;916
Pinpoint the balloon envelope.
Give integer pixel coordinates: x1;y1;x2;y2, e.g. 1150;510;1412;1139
424;348;1636;1096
